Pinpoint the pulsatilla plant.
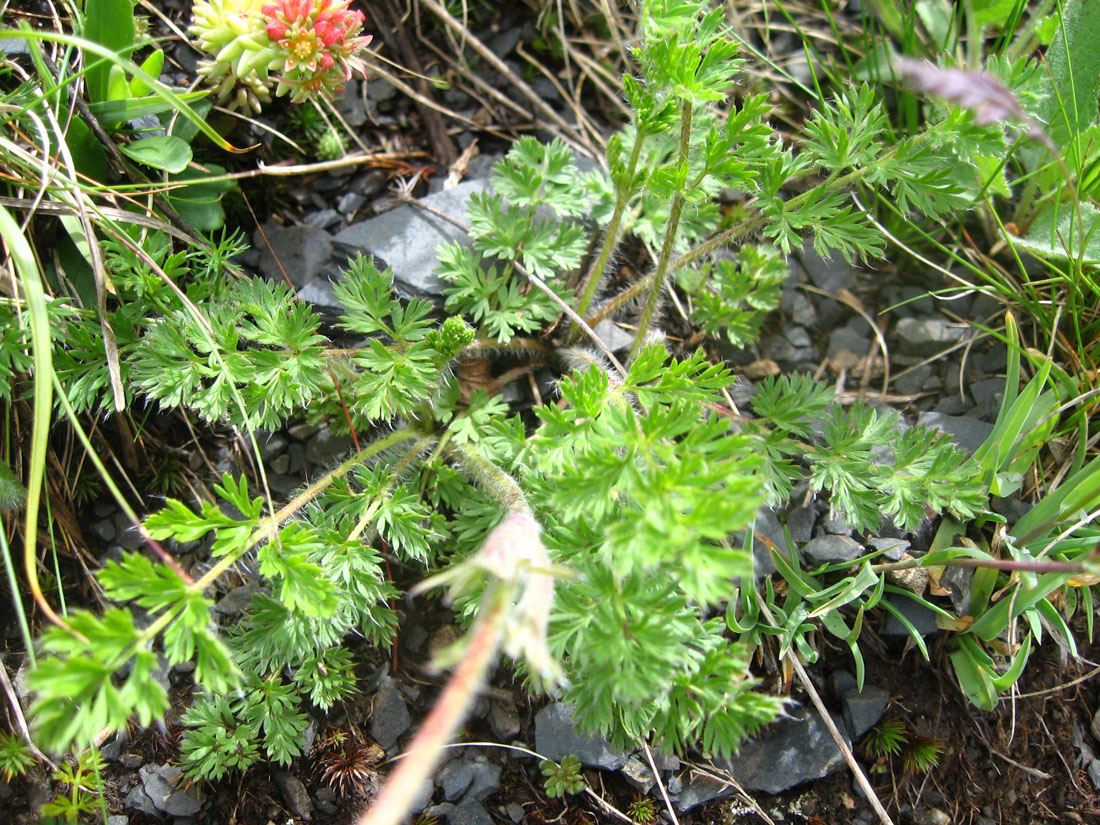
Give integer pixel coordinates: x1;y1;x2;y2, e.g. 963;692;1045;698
22;2;1012;823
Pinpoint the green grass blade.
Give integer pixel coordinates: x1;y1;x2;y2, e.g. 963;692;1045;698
0;206;61;628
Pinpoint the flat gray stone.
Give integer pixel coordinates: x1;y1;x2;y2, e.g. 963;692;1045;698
273;770;313;820
592;319;635;352
371;676;412;750
141;763;201;817
939;563;975;616
306;427;354;466
213;583;258;617
488;699;520;741
1089;759;1100;791
674;774;732;812
798;245;855;293
460;757;501;803
784;325;812;348
896;317;966;357
802;535;862;564
916;412;993;455
785;502;816;544
720;708;850;793
439;759;474;801
867;537;909;561
254;223;333;288
881;594;941;637
828;326;870;358
534;703;627;770
124;783;160;819
620;755;655;793
749;506;785;576
842;685;890;739
333;179;490;298
447;801;494;825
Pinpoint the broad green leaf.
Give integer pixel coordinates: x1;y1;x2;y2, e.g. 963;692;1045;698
1013;201;1100;264
119;136;193;173
83;0;135;102
130;48;164;96
106;64;129;102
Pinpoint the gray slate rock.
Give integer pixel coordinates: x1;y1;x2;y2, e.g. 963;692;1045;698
488;699;520;741
842;685;889;739
124;783;160;819
254;223;333;288
784;325;812;348
534;703;627;770
894;363;933;396
939;563;975;616
880;594;941;637
304;209;343;230
371;676;412;750
107;816;129;825
440;759;474;801
828;327;871;358
782;288;817;329
785;502;816;544
88;518;117;544
461;757;502;803
505;802;525;823
620;755;655;793
213;582;258;617
868;537;909;561
297;277;341;310
447;801;494;825
719;708;850;793
896;317;966;357
970;377;1006;421
674;774;733;812
141;763;202;817
273;770;313;820
306;428;354;466
802;535;862;564
592;319;635;352
334;179;490;298
799;245;855;293
917;412;993;455
748;506;785;576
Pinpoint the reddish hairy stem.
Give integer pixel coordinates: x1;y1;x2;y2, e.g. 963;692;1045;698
356;585;509;825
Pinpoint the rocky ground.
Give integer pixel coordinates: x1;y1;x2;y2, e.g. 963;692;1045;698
2;2;1100;825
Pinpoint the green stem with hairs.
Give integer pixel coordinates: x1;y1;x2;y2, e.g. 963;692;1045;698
450;442;529;514
628;99;693;364
571;130;648;339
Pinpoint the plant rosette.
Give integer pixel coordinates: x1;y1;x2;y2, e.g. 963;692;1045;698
190;0;372;111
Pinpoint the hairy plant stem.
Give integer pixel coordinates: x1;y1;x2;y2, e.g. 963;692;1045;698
451;442;528;513
628;100;693;364
872;557;1087;574
359;445;543;825
356;582;510;825
571;130;647;338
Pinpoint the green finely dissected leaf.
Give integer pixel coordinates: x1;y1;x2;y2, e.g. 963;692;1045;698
132;280;327;429
180;695;260;782
28;609;168;753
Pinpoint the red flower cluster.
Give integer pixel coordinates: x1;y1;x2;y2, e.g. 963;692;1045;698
261;0;372;100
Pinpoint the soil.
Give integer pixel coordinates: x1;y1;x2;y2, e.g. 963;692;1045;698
2;2;1099;825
